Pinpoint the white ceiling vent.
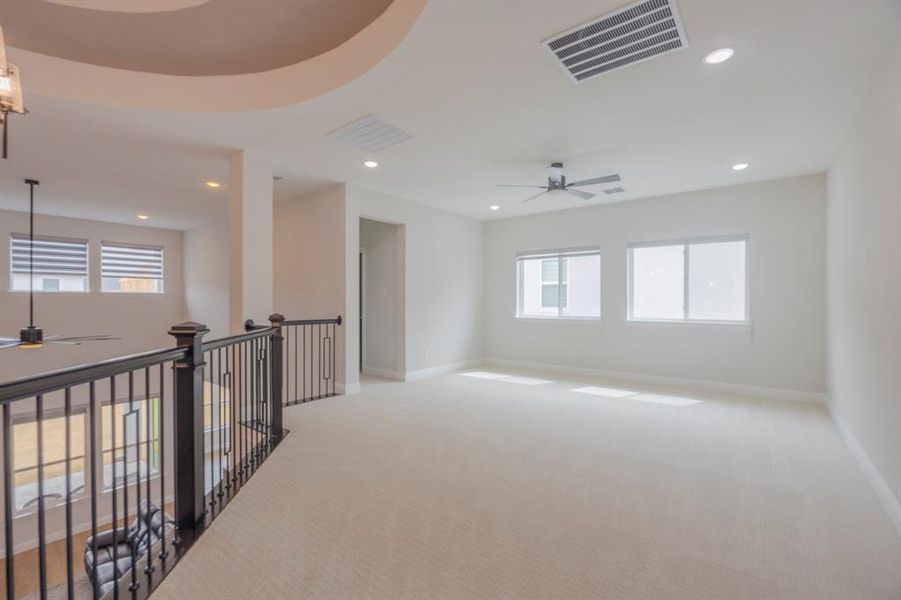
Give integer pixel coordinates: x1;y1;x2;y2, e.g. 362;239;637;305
544;0;688;83
325;115;413;153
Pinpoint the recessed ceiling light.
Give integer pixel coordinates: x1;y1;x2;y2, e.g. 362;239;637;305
704;47;734;65
204;180;222;189
137;213;150;220
363;160;379;169
732;163;749;171
490;205;500;211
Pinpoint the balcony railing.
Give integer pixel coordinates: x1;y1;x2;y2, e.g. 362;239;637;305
0;313;342;600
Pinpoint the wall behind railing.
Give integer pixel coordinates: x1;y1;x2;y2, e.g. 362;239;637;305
0;209;186;380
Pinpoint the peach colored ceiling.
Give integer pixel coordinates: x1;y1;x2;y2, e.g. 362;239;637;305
3;0;394;76
4;0;425;112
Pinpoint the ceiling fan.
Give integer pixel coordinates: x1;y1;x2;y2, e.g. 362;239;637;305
498;162;621;202
0;179;118;349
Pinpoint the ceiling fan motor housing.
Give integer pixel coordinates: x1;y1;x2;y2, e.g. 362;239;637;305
548;162;566;190
20;325;43;344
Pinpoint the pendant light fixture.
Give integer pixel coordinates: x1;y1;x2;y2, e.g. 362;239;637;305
0;26;27;159
1;180;118;349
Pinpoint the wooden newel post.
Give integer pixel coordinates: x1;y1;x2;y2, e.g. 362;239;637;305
168;321;209;546
268;313;285;444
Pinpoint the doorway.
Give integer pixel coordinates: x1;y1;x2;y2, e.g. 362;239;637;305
359;218;404;382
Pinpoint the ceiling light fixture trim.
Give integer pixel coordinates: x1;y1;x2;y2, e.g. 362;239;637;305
704;47;735;64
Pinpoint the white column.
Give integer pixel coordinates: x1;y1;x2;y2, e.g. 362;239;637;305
228;151;274;333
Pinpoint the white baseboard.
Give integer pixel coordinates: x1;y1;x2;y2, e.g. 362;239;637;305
482;357;825;404
404;359;483;382
336;382;361;395
829;407;901;537
362;367;403;381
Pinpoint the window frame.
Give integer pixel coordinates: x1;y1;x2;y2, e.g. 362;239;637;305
8;233;90;294
516;246;601;321
100;241;165;295
627;234;750;325
11;407;89;517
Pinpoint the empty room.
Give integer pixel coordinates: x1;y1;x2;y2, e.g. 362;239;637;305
0;0;898;598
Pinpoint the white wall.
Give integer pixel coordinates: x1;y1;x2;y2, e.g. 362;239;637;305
274;185;348;386
0;209;186;380
360;218;400;377
184;218;229;338
345;185;483;387
826;36;901;530
483;175;827;398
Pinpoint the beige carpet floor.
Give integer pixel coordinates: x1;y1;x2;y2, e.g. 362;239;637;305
154;369;901;599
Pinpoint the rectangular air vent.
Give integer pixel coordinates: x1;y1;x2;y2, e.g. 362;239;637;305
325;115;413;153
544;0;688;83
603;187;626;195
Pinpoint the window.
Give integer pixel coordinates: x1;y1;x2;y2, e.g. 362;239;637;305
9;234;89;292
628;236;748;323
101;398;161;490
517;248;600;318
12;412;86;512
101;242;164;294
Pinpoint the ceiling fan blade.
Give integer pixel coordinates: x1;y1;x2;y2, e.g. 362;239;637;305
497;184;547;189
567;174;621;187
522;190;550;203
47;341;83;346
47;334;120;342
566;188;596;200
0;341;23;349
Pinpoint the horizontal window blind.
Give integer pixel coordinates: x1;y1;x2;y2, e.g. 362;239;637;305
101;242;163;280
10;234;88;276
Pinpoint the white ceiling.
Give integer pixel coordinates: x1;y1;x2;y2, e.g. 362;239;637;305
0;0;897;230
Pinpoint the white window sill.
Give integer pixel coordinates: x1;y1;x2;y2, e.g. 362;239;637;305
515;316;602;324
8;290;89;294
625;318;750;328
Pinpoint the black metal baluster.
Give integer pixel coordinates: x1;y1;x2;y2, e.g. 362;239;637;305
89;383;99;600
242;341;248;484
261;334;268;456
125;372;137;597
217;348;225;508
64;388;74;600
206;350;213;515
36;394;47;600
250;338;258;472
110;377;119;600
317;324;322;400
332;322;337;397
159;365;169;562
3;402;14;600
228;345;236;495
303;325;307;402
144;367;154;588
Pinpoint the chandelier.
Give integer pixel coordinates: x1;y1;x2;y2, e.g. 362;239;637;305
0;26;26;159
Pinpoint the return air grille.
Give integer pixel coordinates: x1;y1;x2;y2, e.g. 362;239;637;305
325;115;413;153
544;0;688;83
603;187;626;195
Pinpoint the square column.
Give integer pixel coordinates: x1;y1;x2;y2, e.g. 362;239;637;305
228;151;274;332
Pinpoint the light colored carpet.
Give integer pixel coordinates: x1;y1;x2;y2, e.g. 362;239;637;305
154;369;901;599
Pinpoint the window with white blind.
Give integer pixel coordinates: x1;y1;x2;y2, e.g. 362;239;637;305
628;235;749;324
101;242;164;294
517;248;600;319
9;234;89;292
